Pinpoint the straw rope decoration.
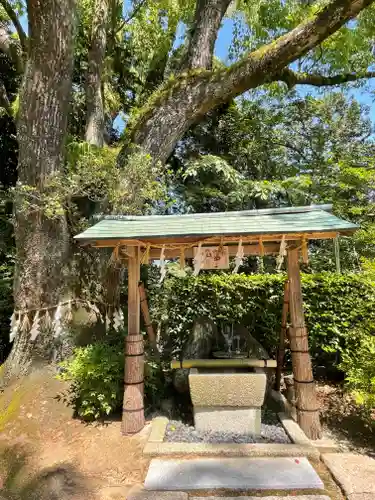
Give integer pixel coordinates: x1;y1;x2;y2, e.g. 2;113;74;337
180;247;185;270
301;237;309;264
10;312;20;343
233;238;244;274
141;243;151;265
159;245;167;283
108;232;322;259
276;235;287;271
193;242;203;276
113;308;124;331
9;299;108;343
259;237;265;257
10;233;316;342
30;311;41;341
53;303;63;338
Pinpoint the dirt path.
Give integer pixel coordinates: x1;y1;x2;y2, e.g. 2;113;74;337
317;383;375;457
1;372;373;499
0;367;150;499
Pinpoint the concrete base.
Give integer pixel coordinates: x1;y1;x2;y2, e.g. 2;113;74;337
194;406;261;435
189;367;266;435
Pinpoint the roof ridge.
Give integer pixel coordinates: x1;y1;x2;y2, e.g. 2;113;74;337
94;204;333;221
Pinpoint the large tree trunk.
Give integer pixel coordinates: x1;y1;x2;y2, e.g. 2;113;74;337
4;0;76;379
85;0;109;147
182;0;231;70
119;0;373;165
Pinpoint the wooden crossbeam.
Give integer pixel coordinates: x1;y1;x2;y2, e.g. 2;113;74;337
90;231;340;249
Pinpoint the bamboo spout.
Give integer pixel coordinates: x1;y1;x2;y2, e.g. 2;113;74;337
171;359;277;369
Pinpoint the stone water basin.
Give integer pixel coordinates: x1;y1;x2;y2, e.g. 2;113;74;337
188;366;267;435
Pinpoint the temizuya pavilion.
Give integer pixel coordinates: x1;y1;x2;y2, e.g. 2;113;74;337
74;204;357;439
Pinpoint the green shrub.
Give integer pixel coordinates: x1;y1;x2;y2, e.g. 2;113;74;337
58;341;125;420
144;359;168;407
148;272;375;368
58;333;167;420
341;335;375;409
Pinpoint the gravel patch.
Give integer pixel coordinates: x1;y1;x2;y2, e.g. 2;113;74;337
165;412;291;444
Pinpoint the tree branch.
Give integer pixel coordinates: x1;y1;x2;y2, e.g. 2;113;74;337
123;0;147;24
227;0;375;94
272;140;311;163
0;0;27;55
125;0;375;165
275;67;375;87
116;0;147;32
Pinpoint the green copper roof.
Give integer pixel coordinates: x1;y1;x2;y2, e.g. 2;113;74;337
74;205;358;242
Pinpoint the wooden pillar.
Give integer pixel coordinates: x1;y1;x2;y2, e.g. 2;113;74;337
122;246;145;434
275;280;289;392
287;246;322;440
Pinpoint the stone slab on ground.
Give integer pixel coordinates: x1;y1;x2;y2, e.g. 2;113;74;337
322;453;375;498
348;495;375;500
144;457;324;491
126;484;188;499
190;497;330;500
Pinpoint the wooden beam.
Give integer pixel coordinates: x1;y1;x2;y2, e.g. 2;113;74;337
275;280;289;392
148;243;280;260
287;246;322;440
122;246;145;435
91;231;339;249
94;242;281;257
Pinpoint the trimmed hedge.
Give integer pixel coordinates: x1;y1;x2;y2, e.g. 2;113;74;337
149;272;375;368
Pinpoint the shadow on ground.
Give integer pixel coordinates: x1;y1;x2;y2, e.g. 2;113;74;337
0;444;91;500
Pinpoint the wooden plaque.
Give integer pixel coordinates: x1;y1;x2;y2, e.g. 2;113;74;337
194;246;229;269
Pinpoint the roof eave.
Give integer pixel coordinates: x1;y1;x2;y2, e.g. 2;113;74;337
74;226;358;244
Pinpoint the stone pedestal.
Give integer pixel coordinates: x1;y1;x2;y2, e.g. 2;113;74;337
188;368;267;435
